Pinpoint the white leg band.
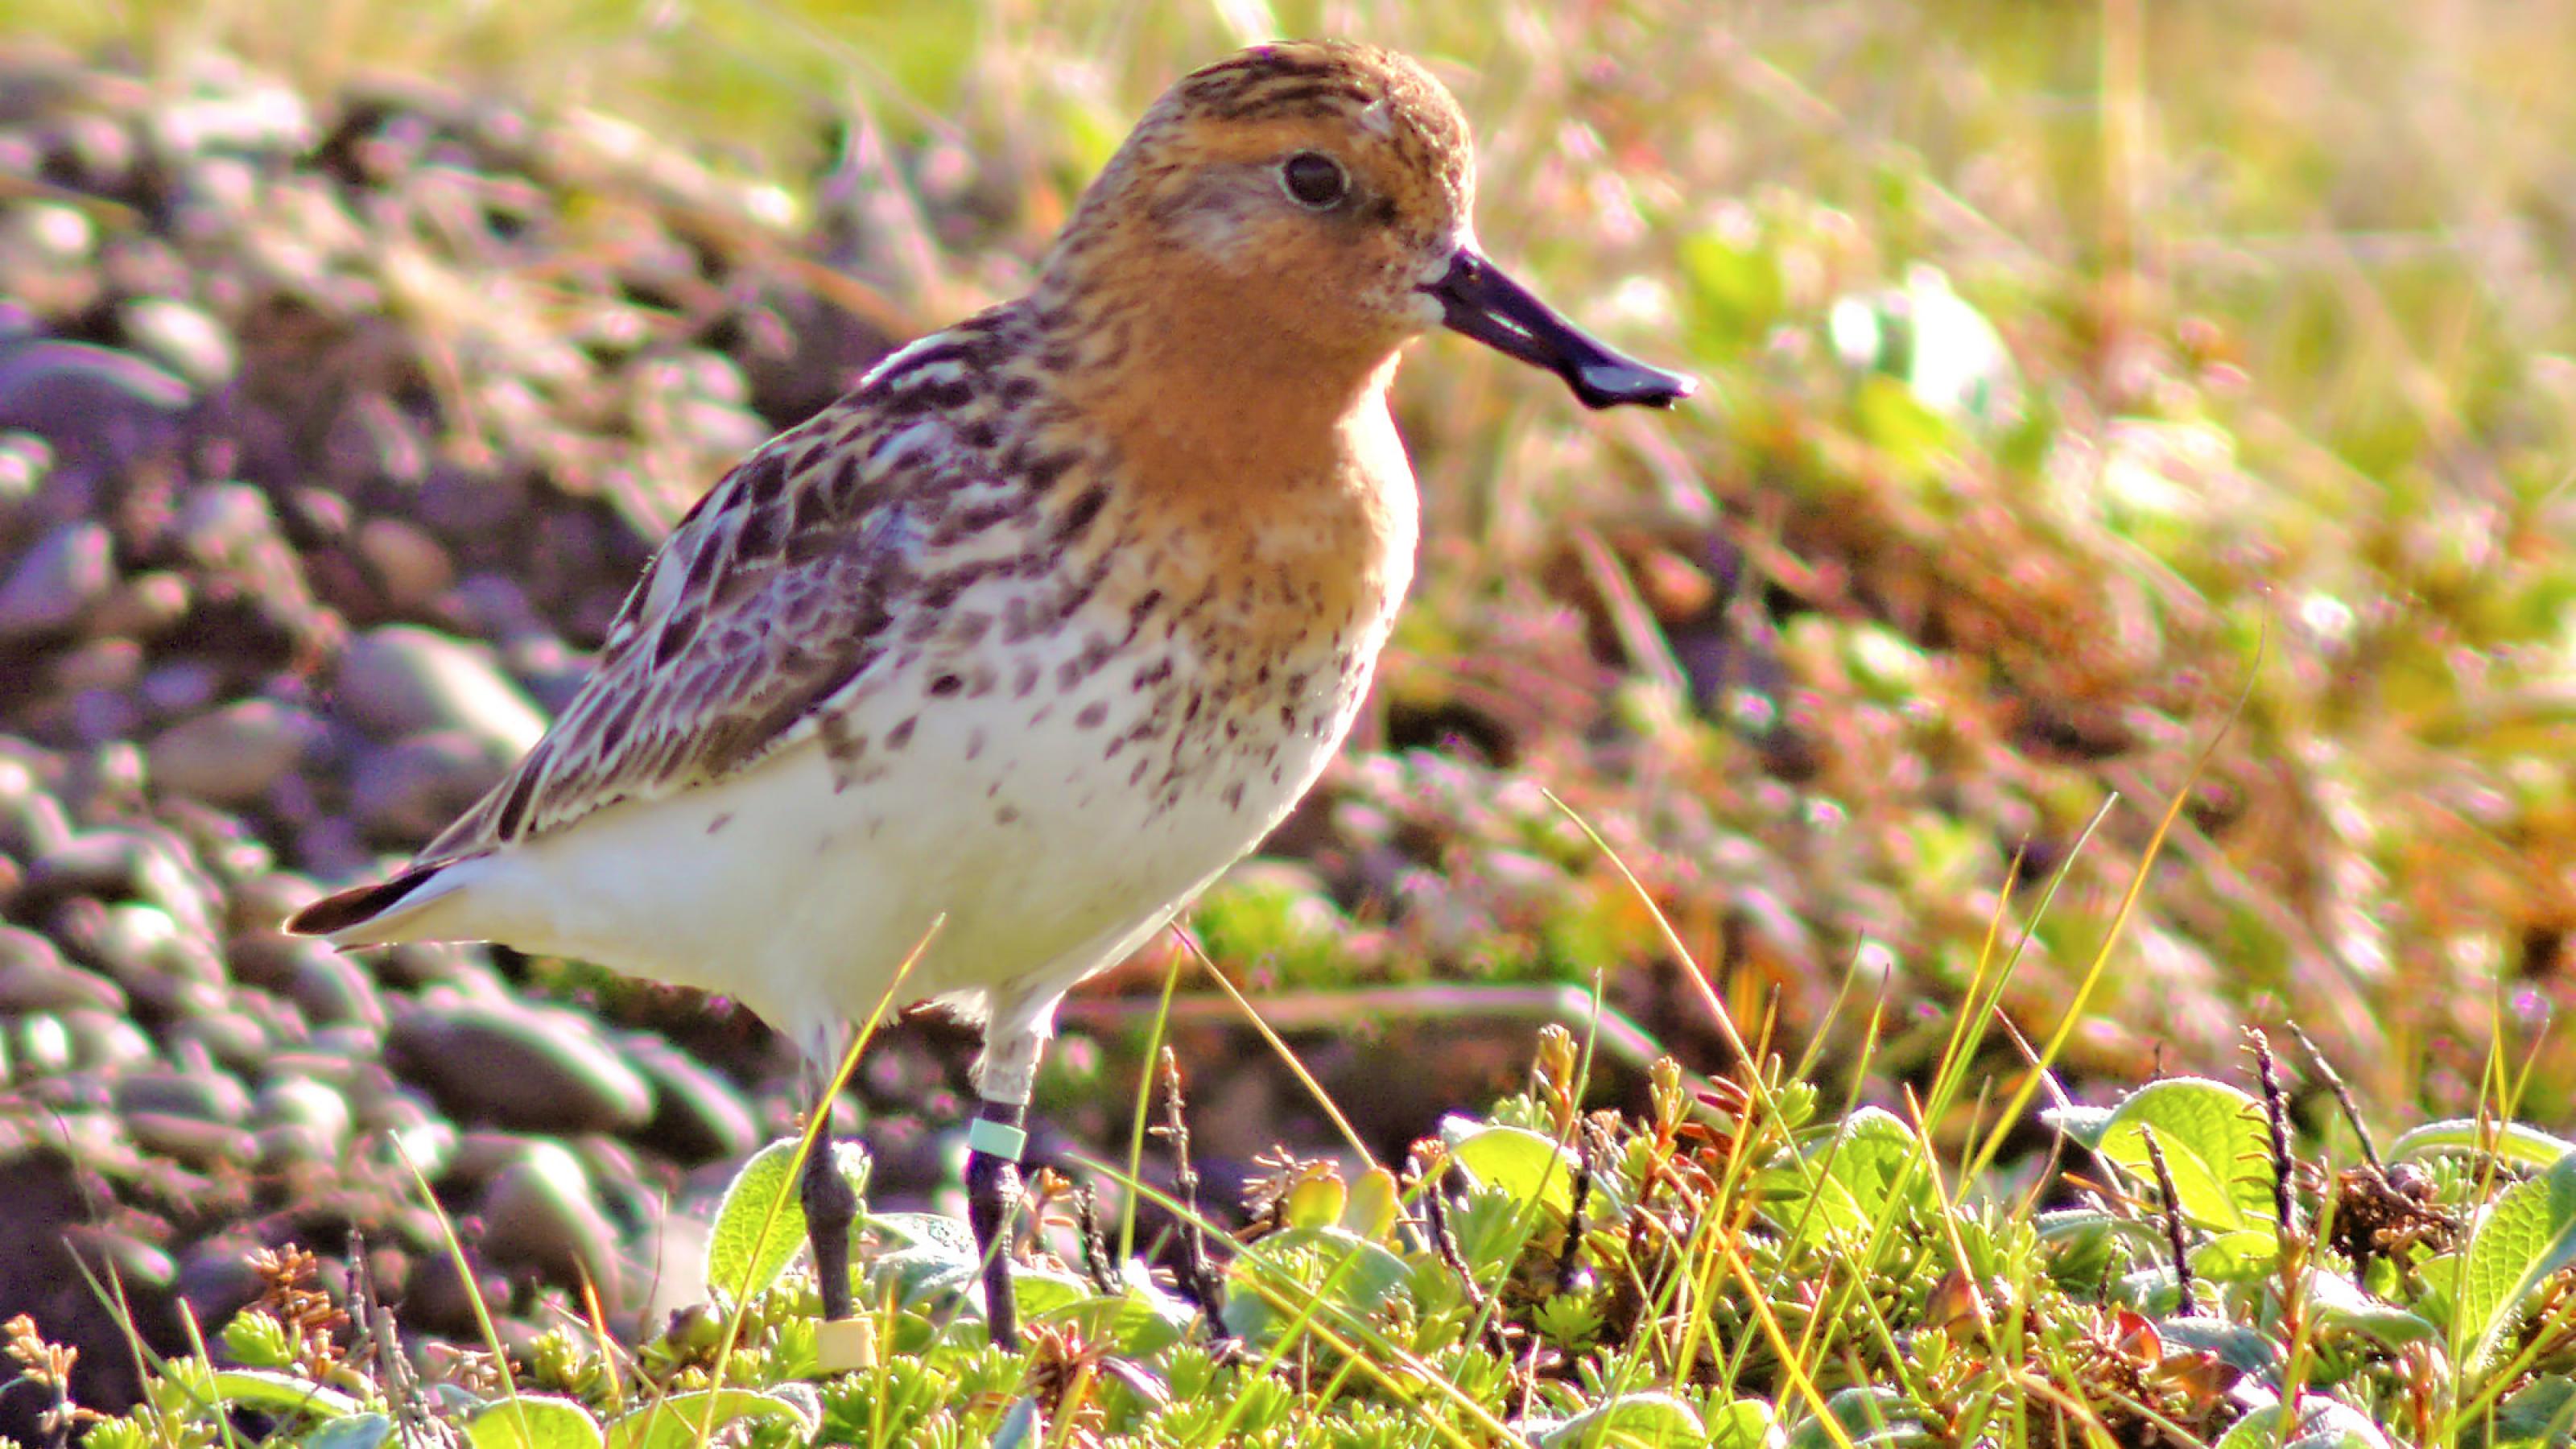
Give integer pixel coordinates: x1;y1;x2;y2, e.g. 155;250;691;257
967;1117;1028;1160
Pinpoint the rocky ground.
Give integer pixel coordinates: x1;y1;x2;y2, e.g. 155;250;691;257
0;46;975;1421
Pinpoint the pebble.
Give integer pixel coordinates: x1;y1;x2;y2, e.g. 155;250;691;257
332;625;547;755
0;340;191;473
118;297;235;387
354;517;454;612
477;1140;621;1298
47;638;142;695
113;1067;252;1125
136;658;225;718
145;700;322;805
621;1033;760;1164
81;902;228;1018
0;520;114;640
0;927;126;1014
387;997;654;1134
286;948;385;1034
0;760;72;858
163;1009;271;1072
126;1109;258;1169
56;1008;153;1072
86;571;191;642
253;1075;353;1165
347;729;510;842
11;1013;74;1077
174;482;302;599
175;1236;272;1329
24;828;217;939
63;1224;178;1291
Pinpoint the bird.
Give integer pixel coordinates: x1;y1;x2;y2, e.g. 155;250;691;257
287;39;1692;1351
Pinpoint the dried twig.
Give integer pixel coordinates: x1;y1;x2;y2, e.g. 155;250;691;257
2140;1126;2198;1317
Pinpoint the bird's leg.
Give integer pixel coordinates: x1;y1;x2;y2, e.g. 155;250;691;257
803;1124;860;1321
965;1096;1030;1350
800;1051;860;1323
969;998;1059;1352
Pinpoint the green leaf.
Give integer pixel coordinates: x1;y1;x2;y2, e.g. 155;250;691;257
1530;1391;1707;1447
601;1389;818;1449
1223;1225;1413;1348
2487;1377;2576;1448
204;1369;365;1420
1063;1259;1200;1358
218;1309;296;1369
2458;1151;2576;1377
1783;1386;1926;1448
2193;1228;2289;1282
990;1395;1043;1449
2301;1269;2438;1349
304;1414;396;1449
464;1395;606;1449
2094;1078;2277;1239
2211;1391;2390;1449
1707;1398;1785;1449
1768;1107;1931;1245
861;1209;980;1309
2156;1316;2285;1381
704;1136;868;1306
1443;1118;1579;1219
2391;1120;2576;1171
2041;1104;2116;1149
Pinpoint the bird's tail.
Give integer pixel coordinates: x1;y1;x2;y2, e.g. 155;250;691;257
284;858;475;944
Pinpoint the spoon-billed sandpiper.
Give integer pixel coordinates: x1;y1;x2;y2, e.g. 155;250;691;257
290;39;1691;1349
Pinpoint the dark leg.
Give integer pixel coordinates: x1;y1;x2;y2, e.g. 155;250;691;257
964;1098;1029;1350
803;1117;859;1322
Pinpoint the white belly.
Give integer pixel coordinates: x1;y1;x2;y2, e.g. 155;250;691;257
417;625;1366;1058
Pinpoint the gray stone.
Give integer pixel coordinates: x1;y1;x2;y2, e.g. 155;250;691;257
286;948;384;1034
0;341;189;474
0;927;124;1013
388;997;654;1134
118;297;234;386
113;1067;251;1125
146;700;322;805
26;828;217;938
620;1033;759;1164
0;520;112;640
63;1224;176;1290
332;625;546;755
355;517;452;611
126;1110;258;1168
84;901;227;1017
478;1140;620;1299
348;730;510;842
163;1009;270;1071
0;756;71;858
253;1075;352;1165
56;1008;151;1071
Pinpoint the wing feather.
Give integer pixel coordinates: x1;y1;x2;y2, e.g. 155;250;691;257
418;305;1035;861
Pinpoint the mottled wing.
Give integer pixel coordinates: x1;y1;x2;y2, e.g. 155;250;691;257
418;321;1012;861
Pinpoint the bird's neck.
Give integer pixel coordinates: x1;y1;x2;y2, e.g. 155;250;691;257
1033;251;1404;502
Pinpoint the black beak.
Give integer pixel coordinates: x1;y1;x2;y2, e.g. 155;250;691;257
1427;250;1697;410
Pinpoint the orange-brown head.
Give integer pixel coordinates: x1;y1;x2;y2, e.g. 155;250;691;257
1036;40;1693;416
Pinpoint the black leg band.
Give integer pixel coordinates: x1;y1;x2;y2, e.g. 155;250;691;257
802;1125;860;1323
964;1098;1029;1350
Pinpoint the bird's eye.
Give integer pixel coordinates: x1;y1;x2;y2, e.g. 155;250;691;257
1279;151;1348;209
